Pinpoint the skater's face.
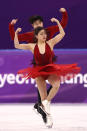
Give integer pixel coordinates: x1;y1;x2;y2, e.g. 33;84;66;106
32;20;43;29
36;29;47;42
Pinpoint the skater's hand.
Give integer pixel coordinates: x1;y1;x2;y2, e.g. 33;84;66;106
59;8;66;12
11;19;18;25
51;18;59;23
15;28;22;34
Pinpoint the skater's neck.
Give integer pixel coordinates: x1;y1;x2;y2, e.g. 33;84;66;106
37;40;46;45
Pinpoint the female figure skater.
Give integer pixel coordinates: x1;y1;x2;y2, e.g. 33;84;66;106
9;8;68;119
14;18;81;128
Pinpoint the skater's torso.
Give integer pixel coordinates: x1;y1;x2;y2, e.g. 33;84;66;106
34;43;54;66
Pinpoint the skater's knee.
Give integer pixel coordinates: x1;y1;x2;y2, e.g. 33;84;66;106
35;76;45;85
52;86;59;92
35;76;43;82
52;80;60;90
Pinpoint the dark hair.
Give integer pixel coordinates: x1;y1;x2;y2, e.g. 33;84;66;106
34;26;46;35
52;54;58;63
29;15;43;24
34;27;47;42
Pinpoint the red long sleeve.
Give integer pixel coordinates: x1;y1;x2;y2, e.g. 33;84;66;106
9;23;15;40
46;11;68;40
9;11;68;42
9;23;34;43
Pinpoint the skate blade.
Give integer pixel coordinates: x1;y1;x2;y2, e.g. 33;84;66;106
33;107;47;124
33;108;39;114
33;107;43;117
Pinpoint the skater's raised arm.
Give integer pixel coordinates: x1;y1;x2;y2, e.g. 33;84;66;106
46;8;68;39
14;28;35;53
9;19;34;43
47;18;65;49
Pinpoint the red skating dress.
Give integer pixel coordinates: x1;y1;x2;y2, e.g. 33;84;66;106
17;43;81;81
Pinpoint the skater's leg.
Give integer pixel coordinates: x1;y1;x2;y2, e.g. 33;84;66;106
41;75;60;128
35;76;47;101
47;74;60;101
33;89;41;110
36;84;52;105
34;89;47;124
34;77;48;124
47;85;52;95
35;85;52;106
37;89;41;104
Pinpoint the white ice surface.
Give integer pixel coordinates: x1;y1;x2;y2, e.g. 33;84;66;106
0;103;87;131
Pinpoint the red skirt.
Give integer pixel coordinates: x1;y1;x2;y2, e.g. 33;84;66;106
17;63;81;81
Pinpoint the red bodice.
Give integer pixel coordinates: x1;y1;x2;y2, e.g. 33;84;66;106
34;43;54;66
17;42;81;80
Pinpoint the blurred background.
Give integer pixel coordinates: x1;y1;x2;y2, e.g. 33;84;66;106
0;0;87;103
0;0;87;49
0;0;87;130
